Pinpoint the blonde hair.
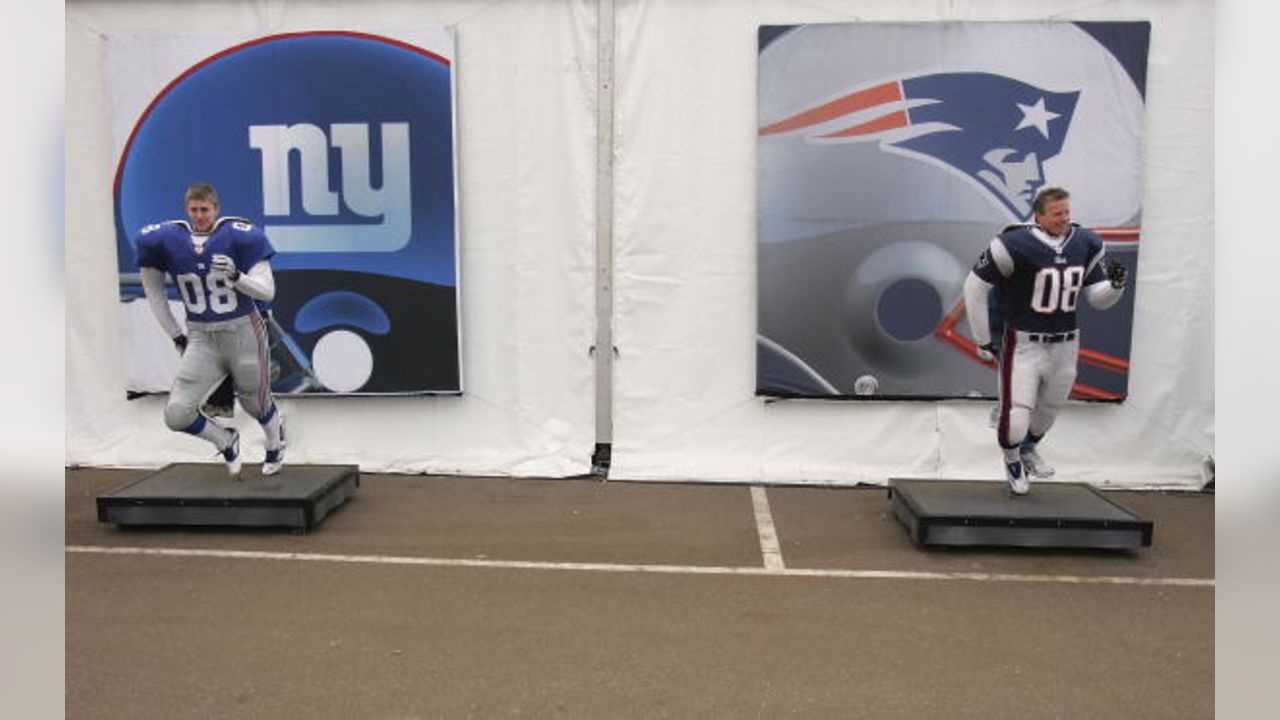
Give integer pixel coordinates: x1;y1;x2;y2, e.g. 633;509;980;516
184;183;220;207
1032;187;1069;214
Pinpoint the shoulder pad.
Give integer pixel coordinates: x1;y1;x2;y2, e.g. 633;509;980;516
214;216;256;233
140;220;191;235
1000;223;1034;235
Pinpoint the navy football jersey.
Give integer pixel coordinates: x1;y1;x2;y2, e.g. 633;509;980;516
972;223;1107;334
134;216;275;323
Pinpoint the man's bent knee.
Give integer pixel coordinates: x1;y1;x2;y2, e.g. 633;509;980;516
164;402;201;433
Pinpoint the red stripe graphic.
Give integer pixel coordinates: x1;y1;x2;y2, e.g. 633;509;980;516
820;110;909;138
1080;348;1129;373
759;81;902;136
1095;227;1141;243
933;297;1130;400
1068;384;1123;401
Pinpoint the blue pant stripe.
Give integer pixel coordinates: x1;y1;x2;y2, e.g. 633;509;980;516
182;414;208;436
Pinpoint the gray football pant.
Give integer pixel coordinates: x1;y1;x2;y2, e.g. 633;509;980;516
165;312;274;433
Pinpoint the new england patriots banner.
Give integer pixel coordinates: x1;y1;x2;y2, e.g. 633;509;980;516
109;29;462;395
756;22;1148;400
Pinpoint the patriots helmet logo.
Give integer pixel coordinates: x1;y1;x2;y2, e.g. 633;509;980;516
760;72;1080;220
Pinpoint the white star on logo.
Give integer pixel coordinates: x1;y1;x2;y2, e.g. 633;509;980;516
1015;97;1060;138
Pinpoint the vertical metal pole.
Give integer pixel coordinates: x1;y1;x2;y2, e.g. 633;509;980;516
593;0;616;473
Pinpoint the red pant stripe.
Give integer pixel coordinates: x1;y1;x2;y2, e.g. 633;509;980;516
250;311;271;415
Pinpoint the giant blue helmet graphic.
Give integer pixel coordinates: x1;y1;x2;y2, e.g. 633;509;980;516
115;31;461;394
756;22;1147;399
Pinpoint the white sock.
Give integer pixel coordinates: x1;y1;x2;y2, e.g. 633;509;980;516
260;411;284;450
195;419;234;452
1003;446;1022;465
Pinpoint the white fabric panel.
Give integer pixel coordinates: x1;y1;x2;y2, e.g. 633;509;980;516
65;0;597;476
610;0;1213;487
67;0;1215;486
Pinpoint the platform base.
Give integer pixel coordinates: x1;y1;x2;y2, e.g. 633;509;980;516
888;479;1153;549
97;463;359;530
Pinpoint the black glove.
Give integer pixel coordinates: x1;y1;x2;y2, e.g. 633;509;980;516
173;334;188;353
976;342;998;363
1107;260;1127;289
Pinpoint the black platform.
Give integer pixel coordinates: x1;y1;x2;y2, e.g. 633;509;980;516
888;479;1153;549
97;463;360;531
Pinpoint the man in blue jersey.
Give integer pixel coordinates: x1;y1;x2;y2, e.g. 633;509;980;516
136;183;286;477
962;187;1126;494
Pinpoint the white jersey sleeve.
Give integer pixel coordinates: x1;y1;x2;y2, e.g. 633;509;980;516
963;271;996;346
1084;278;1124;310
230;260;276;302
140;266;184;339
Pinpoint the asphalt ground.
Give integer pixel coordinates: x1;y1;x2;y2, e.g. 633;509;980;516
66;468;1213;718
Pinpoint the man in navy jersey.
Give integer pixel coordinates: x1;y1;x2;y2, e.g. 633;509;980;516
136;183;286;477
962;187;1127;494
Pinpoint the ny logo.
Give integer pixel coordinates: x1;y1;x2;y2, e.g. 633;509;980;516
248;123;412;252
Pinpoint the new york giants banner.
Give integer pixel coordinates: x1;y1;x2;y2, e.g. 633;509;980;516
110;29;461;395
756;22;1148;400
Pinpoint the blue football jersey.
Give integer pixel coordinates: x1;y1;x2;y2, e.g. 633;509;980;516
134;216;276;323
972;223;1107;334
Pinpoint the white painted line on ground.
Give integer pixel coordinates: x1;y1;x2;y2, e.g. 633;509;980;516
750;485;786;570
66;545;1214;588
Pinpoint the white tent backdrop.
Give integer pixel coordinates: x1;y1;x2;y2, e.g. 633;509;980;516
65;0;599;477
66;0;1213;488
608;0;1213;487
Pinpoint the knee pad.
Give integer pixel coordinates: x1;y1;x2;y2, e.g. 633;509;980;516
999;404;1032;449
164;401;200;433
1028;407;1061;439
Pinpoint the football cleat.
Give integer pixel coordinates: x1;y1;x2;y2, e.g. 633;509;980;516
221;430;242;478
262;447;284;476
1006;461;1030;496
1020;449;1055;478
